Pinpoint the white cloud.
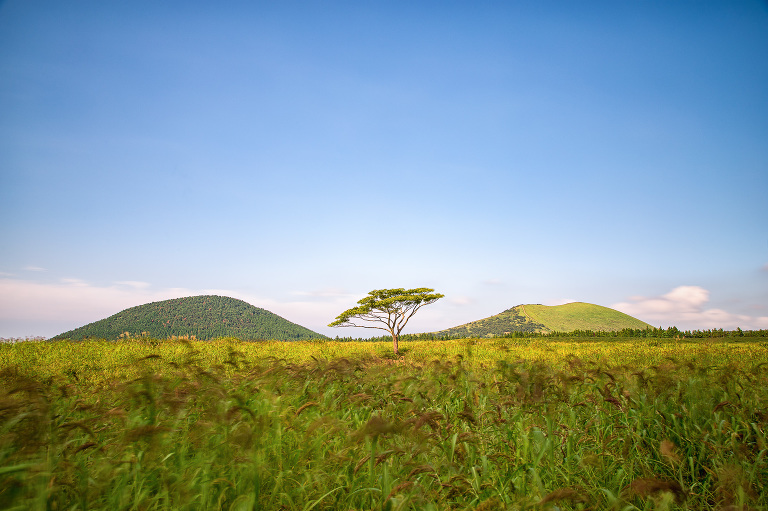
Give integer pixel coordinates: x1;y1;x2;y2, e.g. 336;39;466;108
23;265;47;272
661;286;709;310
449;296;473;306
0;278;367;338
115;281;152;289
60;278;90;287
290;288;355;299
612;285;768;330
0;278;191;323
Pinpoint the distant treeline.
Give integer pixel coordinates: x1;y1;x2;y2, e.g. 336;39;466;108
531;326;768;339
332;327;768;342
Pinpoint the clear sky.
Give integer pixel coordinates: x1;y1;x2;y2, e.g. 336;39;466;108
1;1;767;339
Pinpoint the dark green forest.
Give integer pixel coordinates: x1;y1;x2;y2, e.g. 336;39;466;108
51;295;326;341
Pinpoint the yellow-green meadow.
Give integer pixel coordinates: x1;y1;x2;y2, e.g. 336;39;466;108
3;337;765;384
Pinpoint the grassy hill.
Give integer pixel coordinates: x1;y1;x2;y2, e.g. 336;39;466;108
51;295;326;341
522;302;652;332
438;302;652;337
437;306;547;338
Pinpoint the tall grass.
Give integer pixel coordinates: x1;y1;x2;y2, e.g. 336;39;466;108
1;338;766;509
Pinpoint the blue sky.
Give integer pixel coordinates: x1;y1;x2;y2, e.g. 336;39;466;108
1;1;767;338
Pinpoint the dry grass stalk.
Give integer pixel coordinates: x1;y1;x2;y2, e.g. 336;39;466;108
385;480;414;501
295;401;318;417
660;439;682;464
538;487;588;505
624;477;685;501
715;464;757;507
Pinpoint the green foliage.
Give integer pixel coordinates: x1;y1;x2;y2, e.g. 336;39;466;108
50;295;326;341
329;288;444;328
1;339;767;510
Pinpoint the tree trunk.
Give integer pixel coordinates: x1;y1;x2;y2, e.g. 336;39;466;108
391;332;399;355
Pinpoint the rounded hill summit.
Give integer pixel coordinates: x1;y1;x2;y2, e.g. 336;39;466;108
51;295;326;341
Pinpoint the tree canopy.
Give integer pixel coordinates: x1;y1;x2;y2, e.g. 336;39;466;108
329;288;444;354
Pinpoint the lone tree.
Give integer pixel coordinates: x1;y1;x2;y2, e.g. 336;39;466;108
329;288;444;355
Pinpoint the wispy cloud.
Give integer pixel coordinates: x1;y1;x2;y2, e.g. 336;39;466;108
23;265;47;272
290;288;355;299
0;278;190;323
115;281;152;289
612;286;768;330
61;278;89;287
449;296;473;306
0;278;365;337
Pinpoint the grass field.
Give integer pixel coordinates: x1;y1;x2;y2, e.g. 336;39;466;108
1;337;767;510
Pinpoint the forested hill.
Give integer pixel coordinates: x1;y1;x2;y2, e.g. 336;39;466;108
51;295;326;341
438;302;652;338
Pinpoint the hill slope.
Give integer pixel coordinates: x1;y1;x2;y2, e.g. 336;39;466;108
437;306;547;338
52;295;326;341
438;302;652;337
522;302;652;332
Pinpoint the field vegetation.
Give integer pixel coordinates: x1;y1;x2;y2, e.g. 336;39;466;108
1;337;767;510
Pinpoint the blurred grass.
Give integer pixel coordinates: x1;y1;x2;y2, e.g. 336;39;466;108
1;338;766;510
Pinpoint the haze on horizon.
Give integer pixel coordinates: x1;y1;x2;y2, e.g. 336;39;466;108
1;1;767;339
